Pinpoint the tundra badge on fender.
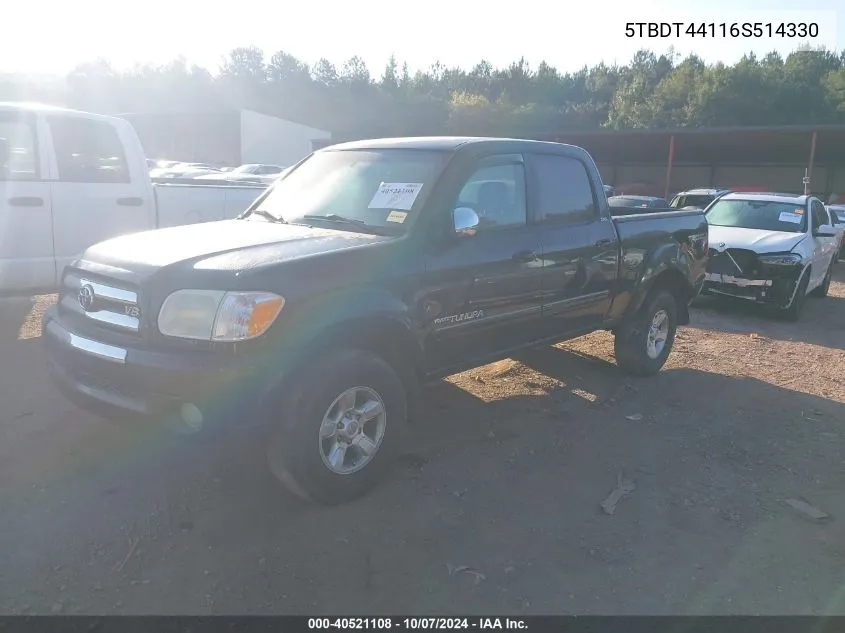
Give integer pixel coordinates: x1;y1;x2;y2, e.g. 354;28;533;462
434;310;484;325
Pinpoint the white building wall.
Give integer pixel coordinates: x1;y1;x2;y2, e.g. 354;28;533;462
239;110;331;167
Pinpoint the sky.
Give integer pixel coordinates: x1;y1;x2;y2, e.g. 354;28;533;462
1;0;842;77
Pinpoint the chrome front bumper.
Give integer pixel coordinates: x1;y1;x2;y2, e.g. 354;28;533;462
44;319;127;364
43;307;274;427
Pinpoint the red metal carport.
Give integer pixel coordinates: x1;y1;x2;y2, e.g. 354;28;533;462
541;125;845;201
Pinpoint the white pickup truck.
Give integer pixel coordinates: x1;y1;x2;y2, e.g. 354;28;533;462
1;103;268;296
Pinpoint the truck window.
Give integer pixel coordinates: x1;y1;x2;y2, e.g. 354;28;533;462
48;116;130;184
0;115;39;181
456;163;526;230
811;200;829;229
530;154;596;225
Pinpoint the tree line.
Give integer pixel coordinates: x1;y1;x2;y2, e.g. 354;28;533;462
3;46;845;140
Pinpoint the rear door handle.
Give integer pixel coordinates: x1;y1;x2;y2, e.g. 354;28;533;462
117;197;144;206
512;250;538;263
8;196;44;207
595;239;613;247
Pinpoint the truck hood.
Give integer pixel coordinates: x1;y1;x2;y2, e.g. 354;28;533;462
708;225;807;254
78;218;393;280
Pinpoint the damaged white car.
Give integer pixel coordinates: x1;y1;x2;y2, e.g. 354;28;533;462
702;192;839;321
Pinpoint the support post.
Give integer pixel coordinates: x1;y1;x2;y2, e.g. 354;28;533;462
664;135;675;201
826;166;834;203
806;131;817;195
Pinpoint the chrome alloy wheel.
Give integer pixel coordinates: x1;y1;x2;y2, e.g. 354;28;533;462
318;386;387;475
646;309;669;359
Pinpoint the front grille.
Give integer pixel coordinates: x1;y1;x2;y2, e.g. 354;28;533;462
707;248;760;277
60;271;141;337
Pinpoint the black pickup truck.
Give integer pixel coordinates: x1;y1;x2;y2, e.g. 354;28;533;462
43;137;708;504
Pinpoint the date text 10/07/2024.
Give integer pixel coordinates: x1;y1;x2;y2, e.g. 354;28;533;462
307;618;528;631
625;22;819;38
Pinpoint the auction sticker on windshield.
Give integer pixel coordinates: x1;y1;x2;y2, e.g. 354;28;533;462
386;210;408;223
369;183;424;210
779;211;803;224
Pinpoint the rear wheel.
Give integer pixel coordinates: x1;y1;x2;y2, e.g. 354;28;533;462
265;348;408;505
614;289;678;376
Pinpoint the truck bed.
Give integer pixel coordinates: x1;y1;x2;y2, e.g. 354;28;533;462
604;207;708;322
612;207;706;243
610;206;680;217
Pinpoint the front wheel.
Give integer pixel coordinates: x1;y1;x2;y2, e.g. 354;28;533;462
614;290;678;376
781;270;810;321
265;349;408;505
810;262;833;298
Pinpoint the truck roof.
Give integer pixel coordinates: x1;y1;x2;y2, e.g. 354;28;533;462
0;101;125;124
720;192;810;204
674;188;729;196
325;136;575;153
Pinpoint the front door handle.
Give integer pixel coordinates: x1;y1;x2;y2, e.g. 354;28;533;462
117;197;144;206
512;250;538;263
595;238;613;247
8;196;44;207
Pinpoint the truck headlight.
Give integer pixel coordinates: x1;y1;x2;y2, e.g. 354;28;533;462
758;253;803;266
158;290;285;341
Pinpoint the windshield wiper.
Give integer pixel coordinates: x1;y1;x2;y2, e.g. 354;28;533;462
300;214;390;234
302;213;368;226
249;209;287;223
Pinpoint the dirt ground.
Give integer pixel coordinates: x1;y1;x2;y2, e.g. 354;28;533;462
1;269;844;615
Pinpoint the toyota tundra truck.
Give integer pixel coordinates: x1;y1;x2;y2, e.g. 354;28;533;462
43;137;708;504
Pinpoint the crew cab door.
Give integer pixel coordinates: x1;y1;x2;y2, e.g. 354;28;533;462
527;152;619;336
46;114;153;275
0;110;55;293
809;199;837;287
421;154;544;373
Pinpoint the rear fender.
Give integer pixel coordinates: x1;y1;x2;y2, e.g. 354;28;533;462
624;244;695;325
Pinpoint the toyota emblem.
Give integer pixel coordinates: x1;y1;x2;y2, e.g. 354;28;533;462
78;284;95;312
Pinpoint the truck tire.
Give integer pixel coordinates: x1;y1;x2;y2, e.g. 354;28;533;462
782;270;810;321
614;289;678;376
265;348;408;505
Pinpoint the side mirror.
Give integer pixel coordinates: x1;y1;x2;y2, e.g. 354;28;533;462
814;225;836;238
453;207;480;237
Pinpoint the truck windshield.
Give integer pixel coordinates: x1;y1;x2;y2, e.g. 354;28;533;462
250;149;451;232
705;199;808;234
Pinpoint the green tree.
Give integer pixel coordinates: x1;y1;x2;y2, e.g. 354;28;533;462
311;58;339;86
380;55;400;94
220;46;266;80
53;44;845;138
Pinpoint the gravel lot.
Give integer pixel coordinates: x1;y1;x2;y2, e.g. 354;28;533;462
1;269;844;615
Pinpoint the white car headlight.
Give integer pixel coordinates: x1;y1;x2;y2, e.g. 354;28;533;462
158;290;285;341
